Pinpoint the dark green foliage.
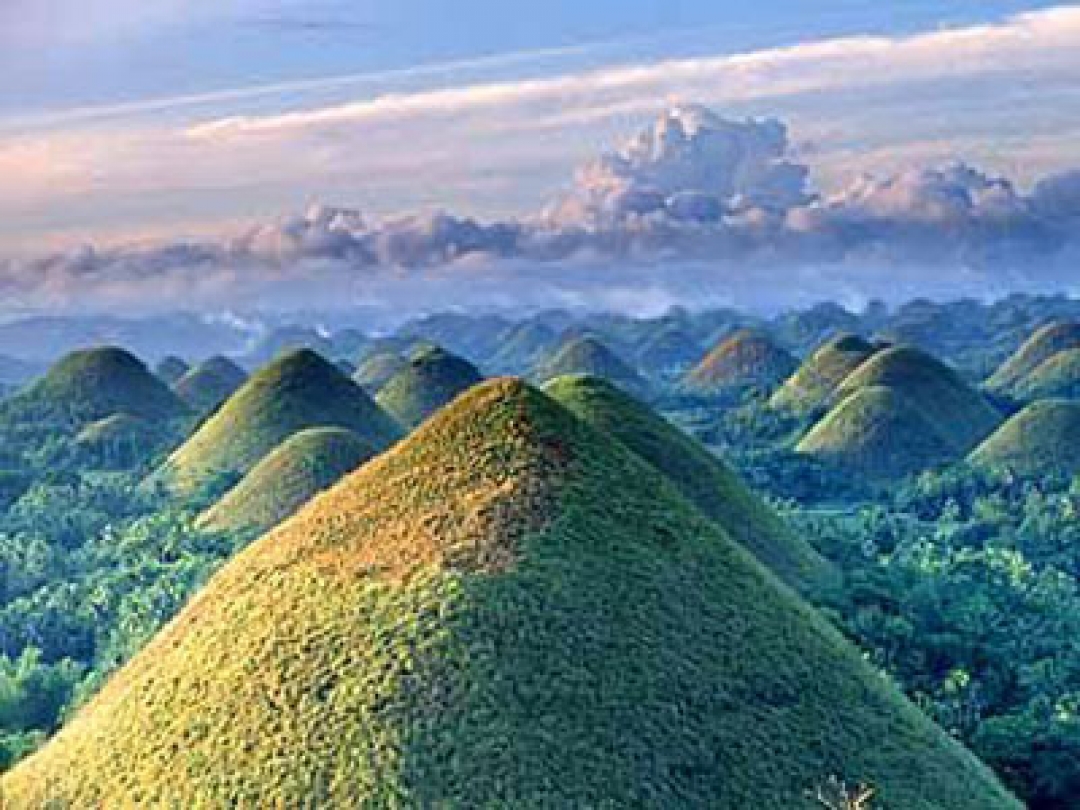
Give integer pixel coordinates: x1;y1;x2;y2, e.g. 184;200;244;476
153;349;400;497
153;356;189;386
172;355;247;414
74;414;163;470
375;345;483;428
4;380;1016;807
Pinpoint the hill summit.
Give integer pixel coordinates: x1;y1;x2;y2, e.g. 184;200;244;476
6;378;1016;808
770;333;878;415
153;349;399;497
797;346;1001;479
172;355;248;414
986;321;1080;398
0;346;186;432
533;334;649;397
375;345;483;428
970;399;1080;476
683;328;797;397
544;374;835;596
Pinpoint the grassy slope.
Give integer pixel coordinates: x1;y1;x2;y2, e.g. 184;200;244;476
970;399;1080;475
353;351;408;394
155;349;400;496
771;334;877;415
5;379;1017;808
1013;348;1080;401
172;356;248;414
533;336;649;397
199;427;378;536
375;346;483;429
833;346;1001;452
986;321;1080;396
545;374;835;596
683;328;797;394
0;346;187;431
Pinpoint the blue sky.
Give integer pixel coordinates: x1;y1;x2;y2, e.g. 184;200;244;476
0;1;1078;255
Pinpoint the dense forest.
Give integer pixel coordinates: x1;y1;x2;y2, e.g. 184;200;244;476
0;294;1078;806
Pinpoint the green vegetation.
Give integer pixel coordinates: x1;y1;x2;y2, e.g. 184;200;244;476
986;321;1080;397
152;349;400;498
487;321;557;374
375;345;483;428
0;347;187;436
533;334;650;398
632;323;702;376
682;328;797;398
198;427;377;536
1013;348;1080;401
353;350;408;394
3;379;1015;808
545;374;835;596
172;355;248;414
771;334;878;416
970;399;1080;476
74;414;162;469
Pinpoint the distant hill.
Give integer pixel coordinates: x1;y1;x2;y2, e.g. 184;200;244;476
152;349;399;497
353;350;409;394
172;356;248;414
487;321;558;375
5;378;1017;808
198;427;377;536
632;323;702;376
533;335;649;398
1011;348;1080;401
682;328;797;397
970;399;1080;476
770;334;878;416
986;321;1080;397
0;347;187;434
153;355;189;385
797;346;1001;479
544;374;835;596
375;346;483;428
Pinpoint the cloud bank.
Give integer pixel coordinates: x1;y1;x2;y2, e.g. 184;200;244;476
4;103;1080;321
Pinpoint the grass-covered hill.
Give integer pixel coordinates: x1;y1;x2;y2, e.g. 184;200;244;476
74;413;163;468
969;399;1080;476
682;328;798;397
544;374;835;596
632;323;702;376
153;355;189;385
353;350;409;394
533;334;649;398
1011;348;1080;401
198;426;377;536
986;321;1080;397
375;345;484;429
0;346;187;434
152;349;400;497
3;378;1017;808
486;321;558;375
770;333;878;416
797;346;1002;479
172;355;248;414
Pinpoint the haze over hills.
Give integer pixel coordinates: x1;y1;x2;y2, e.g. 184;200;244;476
152;349;400;497
198;426;378;536
683;328;797;399
544;374;835;596
970;399;1080;477
797;346;1002;479
533;335;650;398
3;378;1017;808
375;346;484;429
353;350;409;394
153;356;190;386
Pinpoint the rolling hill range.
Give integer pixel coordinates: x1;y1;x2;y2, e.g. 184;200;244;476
172;356;248;414
770;334;879;416
986;321;1080;398
3;378;1017;808
0;346;187;434
198;427;378;536
682;328;797;397
797;346;1001;479
152;349;400;497
632;323;702;376
533;335;649;397
375;346;483;429
544;374;835;596
969;399;1080;476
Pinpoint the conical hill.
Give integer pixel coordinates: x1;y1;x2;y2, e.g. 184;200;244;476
5;379;1016;808
172;355;248;414
970;399;1080;476
770;333;877;415
375;345;483;428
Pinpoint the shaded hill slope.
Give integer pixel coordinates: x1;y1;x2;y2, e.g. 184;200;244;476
375;346;483;428
970;399;1080;476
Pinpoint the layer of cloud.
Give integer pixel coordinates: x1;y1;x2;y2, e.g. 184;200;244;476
4;105;1080;321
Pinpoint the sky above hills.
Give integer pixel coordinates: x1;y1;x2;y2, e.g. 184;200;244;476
0;2;1079;317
